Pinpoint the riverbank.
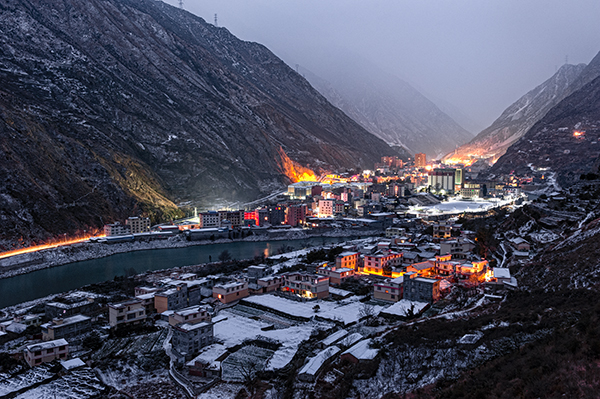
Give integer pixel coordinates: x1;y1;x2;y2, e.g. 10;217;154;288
0;229;379;280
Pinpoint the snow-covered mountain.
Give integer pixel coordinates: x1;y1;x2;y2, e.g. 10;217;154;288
489;53;600;186
301;50;473;159
0;0;402;245
444;63;586;163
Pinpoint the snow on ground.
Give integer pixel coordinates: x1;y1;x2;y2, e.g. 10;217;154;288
0;364;54;396
197;382;241;399
380;300;428;318
221;345;274;381
214;309;326;370
243;294;387;325
529;229;560;244
12;368;104;399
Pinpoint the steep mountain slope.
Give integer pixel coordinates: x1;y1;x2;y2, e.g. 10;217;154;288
488;71;600;186
301;50;473;159
444;63;586;164
0;0;399;246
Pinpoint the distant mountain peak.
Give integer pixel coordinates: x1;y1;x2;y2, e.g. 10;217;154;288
444;63;586;164
299;51;473;159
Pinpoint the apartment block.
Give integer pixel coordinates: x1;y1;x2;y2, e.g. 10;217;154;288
41;315;92;341
168;306;211;326
212;281;249;304
363;251;403;275
373;277;404;302
281;272;329;299
103;222;131;237
335;252;359;270
172;322;214;361
317;265;355;285
108;299;146;329
126;217;151;234
403;273;440;303
24;339;69;367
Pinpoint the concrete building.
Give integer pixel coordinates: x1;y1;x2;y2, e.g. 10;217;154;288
286;204;307;226
317;265;355;285
433;221;453;240
363;251;403;276
212;281;249;304
429;168;456;194
108;299;146;329
318;199;334;218
373;277;404;302
45;299;97;320
281;272;329;299
385;227;406;238
24;339;69;367
403;273;440;303
200;211;220;228
155;283;200;314
126;217;150;234
103;222;131;237
248;276;284;294
439;238;475;259
218;210;244;227
172;322;214;361
41;315;92;341
168;306;211;326
414;153;427;168
335;252;360;271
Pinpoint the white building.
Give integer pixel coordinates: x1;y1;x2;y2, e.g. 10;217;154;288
200;211;220;228
126;217;151;234
103;222;131;237
318;199;334;218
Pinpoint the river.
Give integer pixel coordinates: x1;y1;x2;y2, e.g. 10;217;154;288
0;236;350;309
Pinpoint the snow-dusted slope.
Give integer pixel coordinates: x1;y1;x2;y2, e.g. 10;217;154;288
445;63;586;163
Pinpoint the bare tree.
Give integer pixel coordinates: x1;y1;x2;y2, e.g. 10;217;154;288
359;303;376;320
234;357;260;397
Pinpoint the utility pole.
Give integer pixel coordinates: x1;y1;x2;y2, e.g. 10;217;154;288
178;0;183;9
214;13;218;27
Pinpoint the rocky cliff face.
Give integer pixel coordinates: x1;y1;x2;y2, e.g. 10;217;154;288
0;0;398;246
301;51;472;159
444;63;586;163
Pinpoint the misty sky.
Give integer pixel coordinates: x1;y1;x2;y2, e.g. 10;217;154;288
164;0;600;131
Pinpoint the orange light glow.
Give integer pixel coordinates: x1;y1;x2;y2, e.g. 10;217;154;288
0;231;105;260
278;147;318;182
425;165;433;171
573;130;585;138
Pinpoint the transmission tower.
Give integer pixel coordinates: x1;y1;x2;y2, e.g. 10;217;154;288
178;0;183;9
214;13;218;27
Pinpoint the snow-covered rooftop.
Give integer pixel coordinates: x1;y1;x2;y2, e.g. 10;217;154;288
174;305;209;317
186;343;229;370
41;314;90;329
493;267;511;279
319;329;348;347
328;287;353;298
342;339;378;360
61;357;85;370
26;338;68;351
299;346;341;376
176;322;210;332
342;332;364;347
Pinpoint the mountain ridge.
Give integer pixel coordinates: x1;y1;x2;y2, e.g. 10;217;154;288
299;49;473;159
0;0;399;246
444;63;586;163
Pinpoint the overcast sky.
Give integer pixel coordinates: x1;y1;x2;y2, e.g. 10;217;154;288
164;0;600;130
